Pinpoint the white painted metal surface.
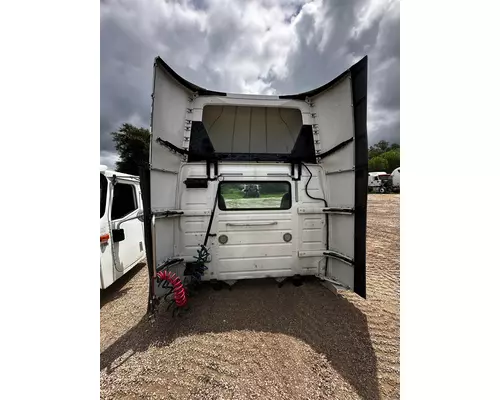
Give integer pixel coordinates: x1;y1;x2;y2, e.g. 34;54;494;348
202;106;302;153
149;59;362;293
391;167;400;189
100;169;145;289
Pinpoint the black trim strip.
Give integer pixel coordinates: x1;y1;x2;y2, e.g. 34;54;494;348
155;56;227;97
138;166;156;314
323;251;354;266
316;137;354;160
156;210;184;218
156;137;189;156
322;207;355;214
157;136;350;164
184;178;208;188
279;70;350;100
351;56;368;299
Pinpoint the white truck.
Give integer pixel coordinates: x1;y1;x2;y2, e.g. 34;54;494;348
140;56;369;316
391;167;400;192
368;171;391;193
100;166;145;289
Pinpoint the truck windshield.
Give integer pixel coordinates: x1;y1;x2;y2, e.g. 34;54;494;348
100;174;107;218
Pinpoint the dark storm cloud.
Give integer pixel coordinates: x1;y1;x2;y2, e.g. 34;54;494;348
100;0;400;165
100;17;157;154
271;0;400;144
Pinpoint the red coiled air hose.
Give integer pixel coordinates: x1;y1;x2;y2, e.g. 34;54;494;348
157;270;187;307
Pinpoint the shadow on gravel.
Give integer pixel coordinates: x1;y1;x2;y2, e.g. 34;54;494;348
100;263;146;308
100;277;379;400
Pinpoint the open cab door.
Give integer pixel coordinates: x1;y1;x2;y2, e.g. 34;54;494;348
284;57;368;298
144;58;211;312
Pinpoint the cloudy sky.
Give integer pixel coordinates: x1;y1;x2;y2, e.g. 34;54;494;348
100;0;400;167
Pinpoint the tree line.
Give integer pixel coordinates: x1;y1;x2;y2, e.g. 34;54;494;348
368;140;400;173
106;123;400;175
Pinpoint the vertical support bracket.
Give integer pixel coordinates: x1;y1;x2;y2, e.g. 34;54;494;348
306;96;322;162
182;92;198;155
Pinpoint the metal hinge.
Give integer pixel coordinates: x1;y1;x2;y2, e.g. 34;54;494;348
154;210;184;219
297;207;354;215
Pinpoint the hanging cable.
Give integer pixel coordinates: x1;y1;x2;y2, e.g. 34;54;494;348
301;162;329;250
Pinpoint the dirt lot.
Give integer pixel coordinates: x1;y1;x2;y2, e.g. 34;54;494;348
101;194;400;399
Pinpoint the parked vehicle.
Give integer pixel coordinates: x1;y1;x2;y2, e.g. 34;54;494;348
242;184;261;198
391;167;400;193
368;172;392;193
141;55;369;316
100;166;145;289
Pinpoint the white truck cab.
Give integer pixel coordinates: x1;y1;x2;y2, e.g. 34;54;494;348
141;55;369;315
100;166;145;289
368;171;391;193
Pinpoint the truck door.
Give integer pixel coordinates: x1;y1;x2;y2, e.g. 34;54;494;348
110;180;145;274
306;56;368;297
100;173;114;289
149;57;202;270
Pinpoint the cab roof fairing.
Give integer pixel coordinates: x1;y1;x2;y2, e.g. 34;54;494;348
153;55;368;100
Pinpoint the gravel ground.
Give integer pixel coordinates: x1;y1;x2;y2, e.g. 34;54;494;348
101;194;400;399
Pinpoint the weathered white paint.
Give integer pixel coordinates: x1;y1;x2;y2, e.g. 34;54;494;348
149;61;359;292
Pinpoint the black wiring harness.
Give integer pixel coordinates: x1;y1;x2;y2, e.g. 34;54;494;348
154;183;219;317
301;162;329;251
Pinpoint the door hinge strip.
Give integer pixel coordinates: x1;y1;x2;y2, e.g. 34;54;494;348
150;167;179;174
298;250;354;267
152;209;212;219
323;250;354;266
154;210;184;219
325;167;355;175
297;207;354;215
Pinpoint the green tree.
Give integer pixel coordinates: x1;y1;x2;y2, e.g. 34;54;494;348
375;140;389;152
368;156;389;172
381;150;400;172
368;146;383;159
111;123;151;175
369;140;392;159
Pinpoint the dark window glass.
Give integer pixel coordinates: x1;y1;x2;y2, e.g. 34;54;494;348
100;174;108;218
219;181;291;210
111;183;137;220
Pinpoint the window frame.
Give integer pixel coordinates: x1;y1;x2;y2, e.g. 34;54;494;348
218;180;292;211
110;181;138;221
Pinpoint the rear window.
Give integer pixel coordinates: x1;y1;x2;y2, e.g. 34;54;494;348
219;181;291;211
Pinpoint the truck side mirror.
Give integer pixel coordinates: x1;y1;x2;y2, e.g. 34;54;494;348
112;229;125;243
